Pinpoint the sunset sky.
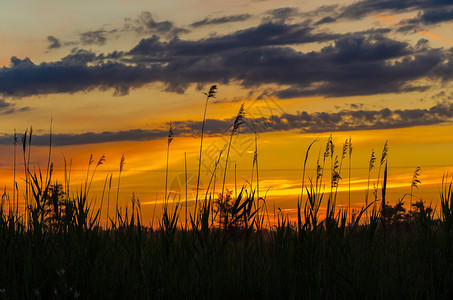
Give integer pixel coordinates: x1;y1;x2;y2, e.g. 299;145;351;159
1;0;453;223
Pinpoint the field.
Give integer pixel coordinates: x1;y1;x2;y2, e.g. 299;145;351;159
1;91;453;299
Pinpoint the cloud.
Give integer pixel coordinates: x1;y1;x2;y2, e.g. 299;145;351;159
398;7;453;32
45;11;187;50
0;98;30;115
127;22;340;58
264;6;338;24
313;0;453;29
47;36;61;49
1;101;453;146
339;0;452;20
0;129;168;146
124;11;189;38
263;7;300;23
1;16;453;98
80;30;108;46
190;14;251;27
174;101;453;136
0;99;10;109
0;56;159;97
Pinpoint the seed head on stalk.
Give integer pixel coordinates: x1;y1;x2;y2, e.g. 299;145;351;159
204;85;217;99
221;104;246;202
165;124;174;204
195;85;217;219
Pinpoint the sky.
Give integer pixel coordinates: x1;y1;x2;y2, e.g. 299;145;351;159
1;0;453;224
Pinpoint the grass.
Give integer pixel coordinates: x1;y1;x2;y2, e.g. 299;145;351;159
2;91;453;299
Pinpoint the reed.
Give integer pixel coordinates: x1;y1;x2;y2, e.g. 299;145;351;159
348;137;352;222
410;166;421;221
115;154;125;226
165;124;174;204
365;149;376;224
195;85;217;216
221;103;245;203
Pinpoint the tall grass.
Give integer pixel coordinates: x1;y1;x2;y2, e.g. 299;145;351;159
411;166;421;221
195;85;217;215
221;103;245;200
348;136;352;222
165;123;174;204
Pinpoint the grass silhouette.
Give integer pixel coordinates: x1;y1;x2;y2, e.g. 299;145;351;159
1;90;453;298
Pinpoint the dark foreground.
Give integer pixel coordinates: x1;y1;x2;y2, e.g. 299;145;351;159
1;208;453;300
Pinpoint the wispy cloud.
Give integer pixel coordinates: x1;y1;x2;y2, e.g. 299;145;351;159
338;0;453;20
47;36;62;49
398;7;453;32
0;99;30;115
124;11;189;38
80;30;109;46
190;14;251;27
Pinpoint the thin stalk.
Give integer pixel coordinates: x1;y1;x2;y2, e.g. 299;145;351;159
184;152;188;229
411;166;421;222
45;118;52;192
195;85;217;212
204;145;226;201
334;140;348;207
348;137;352;223
151;193;157;229
374;140;388;210
221;104;245;200
165;124;174;205
99;173;109;227
13;129;17;216
254;128;259;200
299;138;317;232
329;136;334;207
115;155;125;226
366;149;376;224
106;173;112;228
235;163;238;200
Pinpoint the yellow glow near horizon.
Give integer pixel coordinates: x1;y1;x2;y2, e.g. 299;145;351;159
1;121;453;225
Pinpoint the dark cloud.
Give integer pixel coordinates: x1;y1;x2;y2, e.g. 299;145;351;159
124;11;189;38
264;7;300;23
339;0;452;20
47;36;61;49
0;129;168;146
80;30;108;46
1;16;452;98
0;56;160;97
190;14;251;27
61;48;99;65
174;101;453;136
314;16;337;25
0;99;10;109
398;7;453;31
1;101;453;145
0;98;30;115
128;22;340;59
265;5;338;24
316;0;453;29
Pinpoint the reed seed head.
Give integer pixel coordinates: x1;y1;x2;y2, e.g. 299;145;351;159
232;104;246;133
412;166;421;189
369;150;376;172
168;124;174;146
204;85;217;99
